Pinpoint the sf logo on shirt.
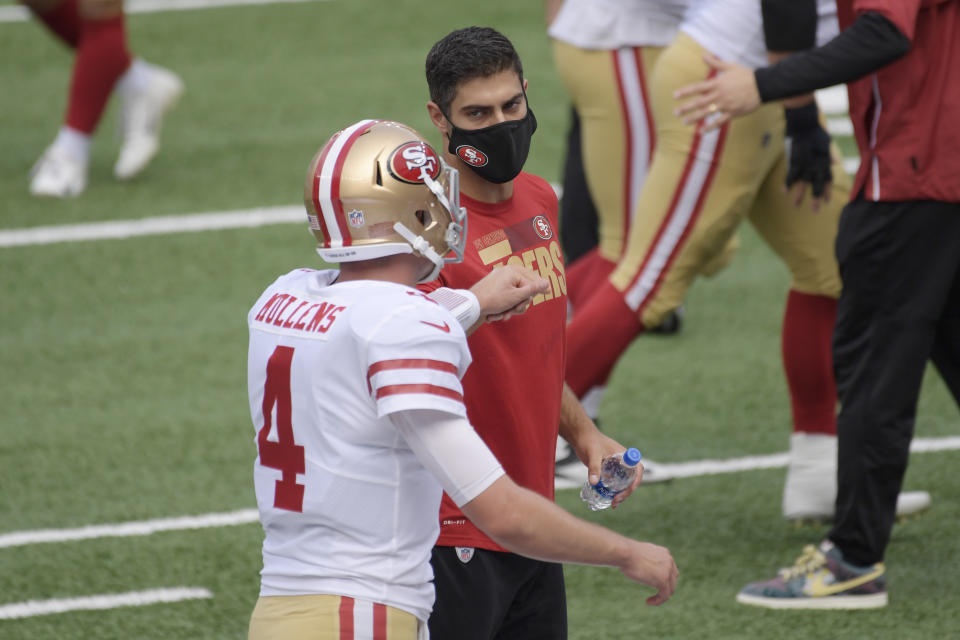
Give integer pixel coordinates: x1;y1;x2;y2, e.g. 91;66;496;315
474;215;566;306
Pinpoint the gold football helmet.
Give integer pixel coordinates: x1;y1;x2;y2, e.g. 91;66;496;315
304;119;467;282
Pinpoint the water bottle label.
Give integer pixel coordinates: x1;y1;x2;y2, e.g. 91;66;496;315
590;481;619;499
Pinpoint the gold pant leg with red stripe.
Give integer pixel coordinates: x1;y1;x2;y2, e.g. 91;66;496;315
747;137;847;299
551;39;662;262
611;32;841;327
248;595;421;640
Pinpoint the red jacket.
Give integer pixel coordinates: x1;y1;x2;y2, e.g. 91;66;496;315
838;0;960;202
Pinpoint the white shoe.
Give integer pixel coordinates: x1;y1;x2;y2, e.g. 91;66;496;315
29;146;88;198
894;490;932;520
783;433;932;523
114;65;184;180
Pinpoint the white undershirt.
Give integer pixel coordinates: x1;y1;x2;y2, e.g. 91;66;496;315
389;409;504;508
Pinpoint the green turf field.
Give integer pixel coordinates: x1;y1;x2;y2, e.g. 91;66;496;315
1;2;957;638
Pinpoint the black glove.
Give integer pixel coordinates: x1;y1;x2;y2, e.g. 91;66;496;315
784;102;832;199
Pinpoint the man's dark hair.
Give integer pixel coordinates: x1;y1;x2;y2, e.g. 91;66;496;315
425;26;524;115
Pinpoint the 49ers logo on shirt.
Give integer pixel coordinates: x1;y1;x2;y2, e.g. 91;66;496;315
532;215;553;240
388;141;441;184
455;145;488;167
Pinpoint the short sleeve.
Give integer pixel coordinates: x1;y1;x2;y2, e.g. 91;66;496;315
364;304;470;419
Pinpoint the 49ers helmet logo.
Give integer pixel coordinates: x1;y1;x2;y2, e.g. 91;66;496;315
455;145;489;167
532;215;553;240
388;142;441;184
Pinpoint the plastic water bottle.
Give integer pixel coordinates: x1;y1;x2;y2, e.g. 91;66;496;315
580;448;642;511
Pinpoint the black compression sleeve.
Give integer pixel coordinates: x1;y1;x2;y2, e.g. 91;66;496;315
761;0;817;51
755;12;912;102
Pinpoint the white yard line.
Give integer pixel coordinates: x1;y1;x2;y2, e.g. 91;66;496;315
4;436;959;548
0;509;259;549
0;0;327;23
552;436;960;488
0;206;303;247
0;587;213;620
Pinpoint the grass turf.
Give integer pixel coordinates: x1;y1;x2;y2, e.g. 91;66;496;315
1;2;957;638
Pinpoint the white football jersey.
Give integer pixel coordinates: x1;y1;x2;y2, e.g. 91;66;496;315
682;0;840;70
247;268;473;622
549;0;689;49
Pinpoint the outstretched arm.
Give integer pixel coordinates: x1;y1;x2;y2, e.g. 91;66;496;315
463;476;678;605
391;408;678;605
432;264;549;334
673;11;911;129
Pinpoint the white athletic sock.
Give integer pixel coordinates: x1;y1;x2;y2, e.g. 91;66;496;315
52;126;91;162
115;58;154;96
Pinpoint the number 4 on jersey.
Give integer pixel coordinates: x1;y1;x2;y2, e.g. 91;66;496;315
257;345;306;512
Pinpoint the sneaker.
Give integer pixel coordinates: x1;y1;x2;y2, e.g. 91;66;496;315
783;433;931;525
114;65;184;180
737;540;888;609
29;146;88;197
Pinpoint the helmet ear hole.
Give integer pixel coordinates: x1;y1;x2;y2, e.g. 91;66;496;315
415;209;432;228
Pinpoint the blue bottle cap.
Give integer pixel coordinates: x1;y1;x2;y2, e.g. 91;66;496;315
622;448;642;467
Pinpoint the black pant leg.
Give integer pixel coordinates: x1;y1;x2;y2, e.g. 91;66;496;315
930;267;960;406
558;106;600;265
829;198;960;566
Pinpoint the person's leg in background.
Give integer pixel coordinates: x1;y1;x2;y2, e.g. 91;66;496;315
558;107;599;268
25;0;183;197
750;137;931;523
831;199;960;566
564;32;776;399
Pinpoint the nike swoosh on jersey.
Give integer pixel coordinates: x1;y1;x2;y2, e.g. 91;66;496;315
805;565;885;597
420;320;451;333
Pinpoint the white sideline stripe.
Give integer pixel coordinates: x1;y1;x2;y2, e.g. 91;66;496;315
0;206;303;248
0;509;259;549
554;435;960;489
3;437;958;548
0;587;213;620
638;436;960;480
0;0;327;23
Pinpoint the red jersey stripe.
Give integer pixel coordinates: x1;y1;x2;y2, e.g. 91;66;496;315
376;383;463;403
367;359;458;392
373;602;387;640
338;596;354;640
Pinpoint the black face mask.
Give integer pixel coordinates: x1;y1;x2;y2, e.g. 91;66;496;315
445;107;538;184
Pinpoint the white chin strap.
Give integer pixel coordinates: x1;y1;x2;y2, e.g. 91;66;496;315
393;222;443;282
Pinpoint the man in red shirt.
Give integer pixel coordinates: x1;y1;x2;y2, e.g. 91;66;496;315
420;27;645;637
675;0;960;609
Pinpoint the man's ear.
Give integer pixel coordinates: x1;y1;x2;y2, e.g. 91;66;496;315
426;101;447;135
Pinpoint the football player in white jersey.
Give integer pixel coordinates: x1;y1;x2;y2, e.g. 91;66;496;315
246;119;678;640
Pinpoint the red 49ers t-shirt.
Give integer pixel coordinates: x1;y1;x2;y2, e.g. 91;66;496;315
419;171;567;552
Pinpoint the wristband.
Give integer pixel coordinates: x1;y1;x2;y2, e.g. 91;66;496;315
430;287;481;330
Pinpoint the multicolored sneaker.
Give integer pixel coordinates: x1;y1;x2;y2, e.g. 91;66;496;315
736;540;888;609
